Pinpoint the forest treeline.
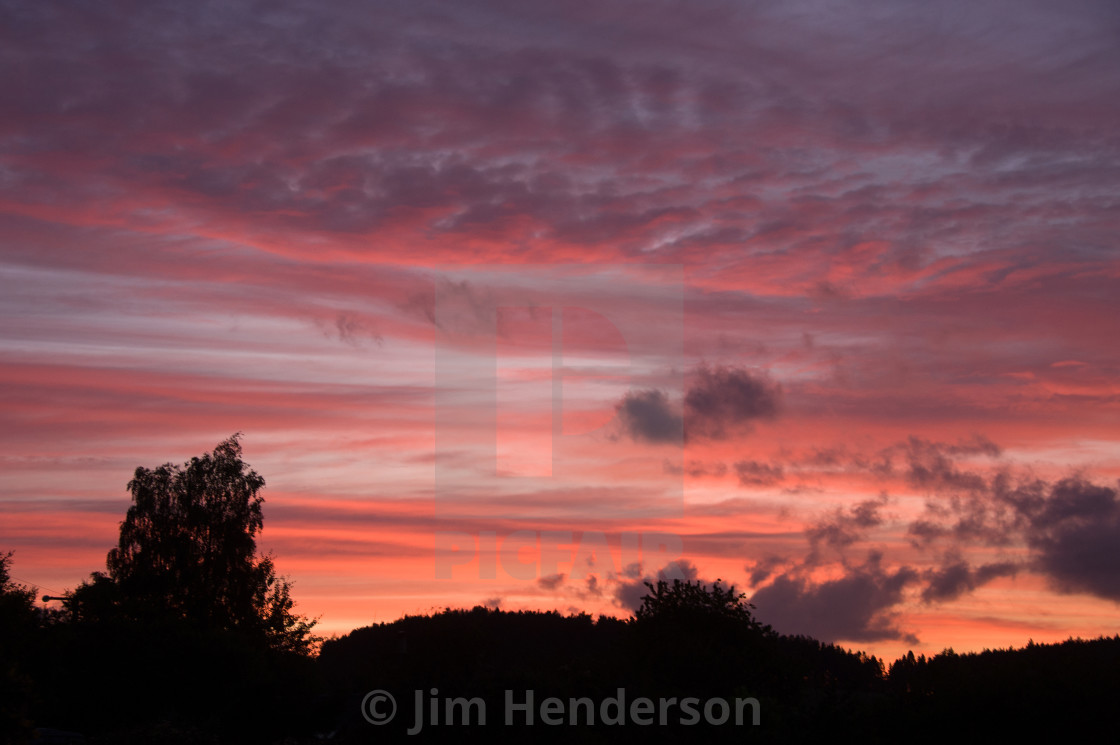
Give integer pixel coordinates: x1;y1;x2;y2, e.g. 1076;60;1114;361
3;437;1118;743
7;551;1120;744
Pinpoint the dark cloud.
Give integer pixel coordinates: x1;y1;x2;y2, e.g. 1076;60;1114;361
921;558;1019;603
618;562;643;580
738;438;1079;635
663;459;728;478
584;575;602;597
895;448;1120;604
745;555;787;586
537;573;566;591
805;493;888;561
659;558;699;583
733;459;785;486
615;389;682;444
746;436;1001;490
750;552;920;644
613;575;650;613
797;437;1120;607
906;519;949;548
531;572;605;602
1026;478;1120;601
684;365;780;440
616;365;781;445
901;436;997;493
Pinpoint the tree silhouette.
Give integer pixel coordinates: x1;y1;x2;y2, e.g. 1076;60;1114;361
0;551;36;623
1;551;37;744
636;577;767;631
73;435;317;653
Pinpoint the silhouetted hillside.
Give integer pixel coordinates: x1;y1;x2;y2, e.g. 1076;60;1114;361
317;601;888;744
6;565;1120;743
314;603;1120;744
886;636;1120;742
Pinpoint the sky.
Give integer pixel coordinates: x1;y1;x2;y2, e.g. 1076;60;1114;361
2;0;1119;662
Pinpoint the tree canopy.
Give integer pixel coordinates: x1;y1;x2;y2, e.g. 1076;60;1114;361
75;435;317;654
0;551;36;625
636;577;768;632
1;552;38;743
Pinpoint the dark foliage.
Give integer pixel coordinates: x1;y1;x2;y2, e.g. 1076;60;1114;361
1;552;38;744
317;591;888;744
8;543;1120;743
2;437;321;744
72;435;317;654
30;613;320;743
886;637;1120;741
634;577;764;628
314;587;1120;744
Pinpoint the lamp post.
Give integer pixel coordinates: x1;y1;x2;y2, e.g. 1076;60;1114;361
42;594;75;621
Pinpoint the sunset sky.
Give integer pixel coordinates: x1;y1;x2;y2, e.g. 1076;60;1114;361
2;0;1119;662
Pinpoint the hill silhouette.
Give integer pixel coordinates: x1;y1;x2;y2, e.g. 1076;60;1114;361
8;544;1120;743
